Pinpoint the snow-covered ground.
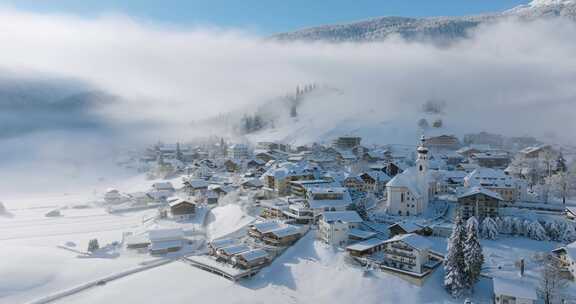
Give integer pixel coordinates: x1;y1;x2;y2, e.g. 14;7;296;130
46;231;562;304
0;172;187;304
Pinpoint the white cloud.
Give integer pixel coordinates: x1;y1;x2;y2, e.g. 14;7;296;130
0;8;573;164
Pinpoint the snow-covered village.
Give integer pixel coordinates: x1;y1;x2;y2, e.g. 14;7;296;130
1;1;576;304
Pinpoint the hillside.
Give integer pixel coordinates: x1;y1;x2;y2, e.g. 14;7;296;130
271;0;576;43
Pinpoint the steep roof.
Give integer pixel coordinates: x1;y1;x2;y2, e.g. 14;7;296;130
457;186;504;201
236;249;269;262
386;168;424;198
384;233;432;251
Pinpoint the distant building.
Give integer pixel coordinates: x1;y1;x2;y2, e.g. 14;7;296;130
464;168;526;202
149;182;175;201
457;187;503;220
332;136;362;149
227;144;249;160
518;145;558;160
463;132;504;148
469;152;511;169
425;135;461;151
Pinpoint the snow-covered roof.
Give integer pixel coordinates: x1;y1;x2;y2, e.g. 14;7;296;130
168;198;195;208
389;221;423;233
308;187;348;195
124;234;150;246
149;240;182;251
267;225;301;238
492;277;538;300
261;161;318;180
519;145;550;155
148;228;184;242
243;178;264;186
219;244;250;255
321;211;363;224
457;186;504;201
348;228;377;239
386;168;424;198
236;249;269;262
152;182;174;190
209;238;237;249
185;179;209;189
346;238;387;251
361;171;391;182
464;168;515;189
384;233;432;251
251;221;283;234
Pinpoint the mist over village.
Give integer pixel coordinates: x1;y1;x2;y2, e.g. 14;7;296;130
1;1;576;304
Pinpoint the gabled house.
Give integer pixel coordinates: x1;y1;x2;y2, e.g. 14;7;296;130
231;249;270;269
457;187;503;220
464;168;526;202
168;198;196;220
552;242;576;280
380;233;435;275
149;182;175;201
148;228;184;255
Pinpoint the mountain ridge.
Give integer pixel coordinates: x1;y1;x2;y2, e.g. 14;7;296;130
271;1;576;43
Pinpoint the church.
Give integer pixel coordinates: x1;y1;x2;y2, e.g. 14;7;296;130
386;136;435;216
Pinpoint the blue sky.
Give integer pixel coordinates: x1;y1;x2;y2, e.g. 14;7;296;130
1;0;531;34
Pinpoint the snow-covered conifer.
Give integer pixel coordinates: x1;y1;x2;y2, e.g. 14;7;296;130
527;221;548;241
464;216;484;289
444;213;468;297
480;217;498;240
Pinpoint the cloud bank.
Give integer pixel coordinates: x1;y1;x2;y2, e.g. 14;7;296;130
0;7;575;192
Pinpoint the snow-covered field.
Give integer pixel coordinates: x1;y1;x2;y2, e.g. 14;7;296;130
0;173;181;304
38;231;563;304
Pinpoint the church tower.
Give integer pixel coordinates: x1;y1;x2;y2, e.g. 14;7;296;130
416;135;429;211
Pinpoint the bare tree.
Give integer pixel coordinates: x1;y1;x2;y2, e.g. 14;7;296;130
538;254;568;304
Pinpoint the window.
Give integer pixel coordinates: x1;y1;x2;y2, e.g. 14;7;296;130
401;193;404;202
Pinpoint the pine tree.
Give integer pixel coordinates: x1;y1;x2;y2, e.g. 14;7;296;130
464;217;484;290
444;213;468;298
560;223;576;242
88;238;100;252
527;221;548;241
545;220;560;241
501;217;514;234
512;217;524;236
480;217;498;240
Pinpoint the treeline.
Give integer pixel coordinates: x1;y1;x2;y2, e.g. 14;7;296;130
238;83;319;135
